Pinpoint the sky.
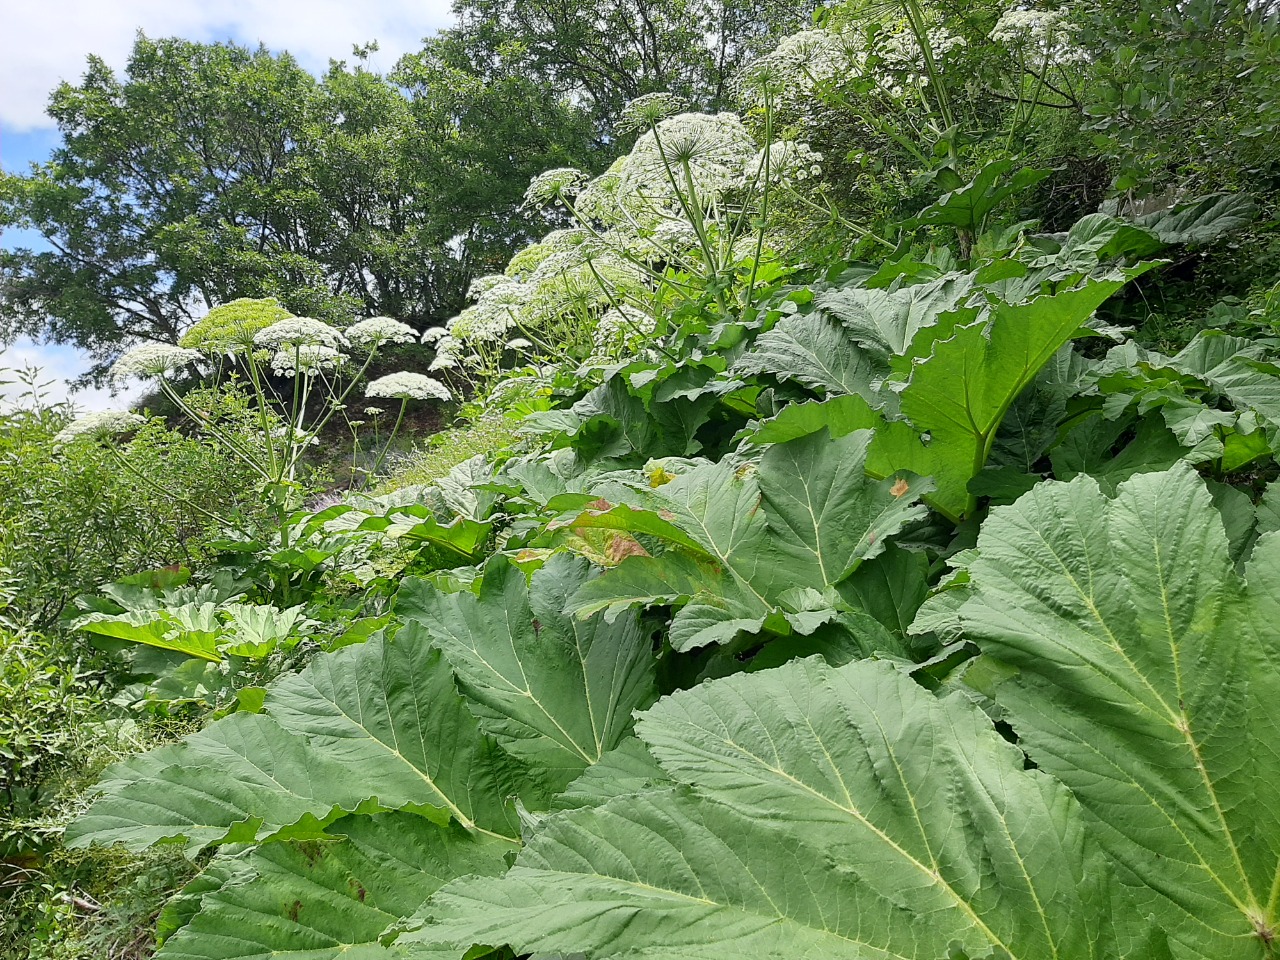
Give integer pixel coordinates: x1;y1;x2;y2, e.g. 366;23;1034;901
0;0;457;412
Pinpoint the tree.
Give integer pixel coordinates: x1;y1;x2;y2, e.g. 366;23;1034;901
449;0;820;128
0;34;599;379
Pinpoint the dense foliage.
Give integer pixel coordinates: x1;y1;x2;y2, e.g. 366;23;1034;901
5;1;1280;958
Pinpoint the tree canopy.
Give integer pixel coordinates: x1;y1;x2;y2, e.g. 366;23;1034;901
0;34;599;378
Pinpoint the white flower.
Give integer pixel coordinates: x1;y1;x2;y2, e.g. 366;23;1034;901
109;343;203;385
992;8;1065;45
506;337;533;350
990;6;1086;62
55;410;146;443
421;327;449;345
523;167;588;207
745;141;823;186
271;344;345;377
475;280;532;310
429;352;459;371
595;305;654;346
621;113;756;205
253;317;348;351
365;372;452;402
447;306;516;343
618;92;687;133
345;316;416;348
363;406;386;417
737;29;855;105
467;274;510;301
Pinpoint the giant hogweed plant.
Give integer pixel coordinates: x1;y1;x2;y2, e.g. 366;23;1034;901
425;88;838;405
64;464;1280;959
62;206;1280;960
60;300;452;543
59;87;1280;960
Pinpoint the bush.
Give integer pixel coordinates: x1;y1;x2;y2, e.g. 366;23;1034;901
0;399;271;628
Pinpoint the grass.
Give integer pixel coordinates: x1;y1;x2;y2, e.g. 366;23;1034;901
379;415;527;492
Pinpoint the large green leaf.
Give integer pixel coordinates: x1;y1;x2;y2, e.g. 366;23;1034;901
755;429;931;587
957;465;1280;958
567;431;927;650
68;630;533;852
404;658;1136;959
815;270;979;358
397;555;657;790
732;312;885;399
156;814;512;960
1135;192;1258;246
73;604;224;661
870;276;1136;519
914;160;1051;232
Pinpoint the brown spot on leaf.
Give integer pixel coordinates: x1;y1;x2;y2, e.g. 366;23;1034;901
606;536;650;565
287;900;302;923
890;477;910;497
586;498;612;511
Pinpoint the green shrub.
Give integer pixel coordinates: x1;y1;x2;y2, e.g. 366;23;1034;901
381;416;525;491
0;400;270;628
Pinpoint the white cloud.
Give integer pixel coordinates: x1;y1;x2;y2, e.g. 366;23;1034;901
1;0;456;130
1;338;141;414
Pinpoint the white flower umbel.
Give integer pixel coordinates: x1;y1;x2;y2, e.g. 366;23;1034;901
523;167;588;207
738;29;854;106
270;344;346;377
618;92;687;133
108;343;203;386
467;275;510;301
365;372;452;402
621;112;756;204
745;141;824;186
345;316;416;348
594;305;654;347
421;327;449;345
253;317;348;352
506;337;534;351
55;410;147;444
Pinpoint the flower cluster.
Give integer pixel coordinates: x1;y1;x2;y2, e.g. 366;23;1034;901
878;24;967;75
990;6;1086;63
270;344;345;377
617;92;687;134
523;167;588;207
594;305;655;348
991;7;1068;45
181;298;293;352
345;316;416;348
621;113;757;207
253;318;348;352
55;410;146;444
746;141;823;186
737;29;855;106
109;343;204;385
365;372;452;402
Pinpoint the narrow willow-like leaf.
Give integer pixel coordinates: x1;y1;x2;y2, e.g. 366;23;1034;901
407;659;1136;959
398;554;656;790
68;631;533;851
959;464;1280;958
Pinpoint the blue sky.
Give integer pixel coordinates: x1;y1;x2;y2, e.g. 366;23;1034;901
0;0;455;412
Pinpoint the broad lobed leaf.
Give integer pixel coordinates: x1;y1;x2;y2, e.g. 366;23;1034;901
958;464;1280;958
406;657;1139;960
